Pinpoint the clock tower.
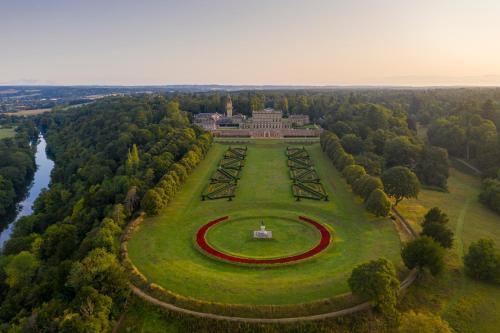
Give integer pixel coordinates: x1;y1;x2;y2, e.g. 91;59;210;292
225;95;233;117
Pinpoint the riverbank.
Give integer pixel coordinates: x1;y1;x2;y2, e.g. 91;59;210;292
0;135;54;249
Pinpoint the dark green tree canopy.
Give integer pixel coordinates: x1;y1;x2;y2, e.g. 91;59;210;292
464;239;500;283
382;166;420;205
384;136;421;170
341;134;364;155
421;222;453;249
401;236;445;275
348;258;400;317
366;188;392;217
416;145;449;189
423;207;449;226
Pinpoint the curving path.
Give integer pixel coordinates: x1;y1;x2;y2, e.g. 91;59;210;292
130;268;417;323
196;215;331;264
124;208;418;323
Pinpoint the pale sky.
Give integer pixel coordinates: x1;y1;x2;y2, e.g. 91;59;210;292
1;0;500;86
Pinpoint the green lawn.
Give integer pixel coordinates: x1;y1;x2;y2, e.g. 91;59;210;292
128;141;401;306
206;216;321;259
398;168;500;332
0;127;16;139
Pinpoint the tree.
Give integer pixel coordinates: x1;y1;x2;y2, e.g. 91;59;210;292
172;163;188;182
365;105;389;130
40;223;79;262
420;207;453;248
5;251;40;288
416;145;449;189
353;174;384;200
124;186;139;214
342;164;366;185
0;175;16;216
422;207;449;227
92;218;122;255
370;129;394;155
479;178;500;214
382;166;420;205
401;236;445;275
398;311;454;333
355;152;383;176
384;136;421;169
421;222;453;248
366;189;392;217
341;134;364;155
276;97;289;114
464;239;500;283
140;189;164;215
334;152;355;171
348;258;400;318
250;95;265;111
67;248;129;303
126;144;140;172
331;121;353;138
59;286;113;333
428;118;467;157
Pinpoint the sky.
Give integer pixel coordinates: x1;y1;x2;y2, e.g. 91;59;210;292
1;0;500;86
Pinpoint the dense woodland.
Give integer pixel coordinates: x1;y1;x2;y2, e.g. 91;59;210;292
0;118;38;225
177;89;500;213
0;89;499;332
0;96;211;331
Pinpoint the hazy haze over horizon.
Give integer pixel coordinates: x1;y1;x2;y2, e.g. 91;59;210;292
1;0;500;86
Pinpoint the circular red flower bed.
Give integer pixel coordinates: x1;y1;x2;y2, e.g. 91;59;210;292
196;216;331;264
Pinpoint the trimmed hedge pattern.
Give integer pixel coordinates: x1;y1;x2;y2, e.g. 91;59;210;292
202;147;247;201
286;147;328;201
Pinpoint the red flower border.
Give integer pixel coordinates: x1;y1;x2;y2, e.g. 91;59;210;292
196;216;331;264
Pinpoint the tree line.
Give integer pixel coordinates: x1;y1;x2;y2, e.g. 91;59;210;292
176;89;499;214
0;117;38;224
0;95;211;332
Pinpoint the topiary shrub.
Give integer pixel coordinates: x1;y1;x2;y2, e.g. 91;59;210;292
341;134;364;155
342;164;367;185
334;152;354;171
353;175;384;201
140;189;164;215
366;189;392;217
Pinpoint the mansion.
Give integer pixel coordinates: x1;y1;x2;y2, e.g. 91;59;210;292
194;97;320;138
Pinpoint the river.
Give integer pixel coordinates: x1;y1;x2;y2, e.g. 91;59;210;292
0;135;54;248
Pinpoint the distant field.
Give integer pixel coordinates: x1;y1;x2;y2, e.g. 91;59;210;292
0;127;16;139
5;108;52;116
0;89;19;95
398;168;500;332
128;142;401;306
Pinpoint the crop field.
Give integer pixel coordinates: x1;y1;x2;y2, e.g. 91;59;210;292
127;141;401;306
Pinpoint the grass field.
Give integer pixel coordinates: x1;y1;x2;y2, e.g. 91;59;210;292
122;141;500;332
398;168;500;332
128;141;401;306
0;127;16;139
205;216;322;259
4;108;53;116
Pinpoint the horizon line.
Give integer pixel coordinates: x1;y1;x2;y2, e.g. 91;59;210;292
2;83;500;89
